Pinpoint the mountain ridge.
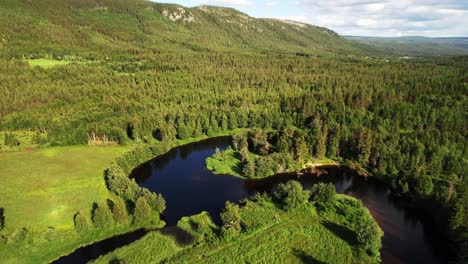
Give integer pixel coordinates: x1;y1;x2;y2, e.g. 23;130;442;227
0;0;364;58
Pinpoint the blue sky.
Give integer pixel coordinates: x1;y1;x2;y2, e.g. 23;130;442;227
154;0;468;37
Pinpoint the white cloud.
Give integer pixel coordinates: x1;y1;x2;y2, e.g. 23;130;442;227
265;1;279;7
284;0;468;36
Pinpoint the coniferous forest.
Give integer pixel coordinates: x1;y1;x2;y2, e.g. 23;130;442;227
0;0;466;263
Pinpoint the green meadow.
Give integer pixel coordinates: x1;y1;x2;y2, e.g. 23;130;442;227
0;145;128;232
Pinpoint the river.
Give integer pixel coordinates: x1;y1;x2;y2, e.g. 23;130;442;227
54;136;448;264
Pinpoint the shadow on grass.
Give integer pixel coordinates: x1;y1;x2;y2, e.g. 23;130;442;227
293;249;326;264
160;226;194;246
323;221;357;245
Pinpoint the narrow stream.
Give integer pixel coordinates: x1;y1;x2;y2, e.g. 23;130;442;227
54;137;448;264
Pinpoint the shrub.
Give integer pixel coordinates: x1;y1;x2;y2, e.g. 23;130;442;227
274;180;310;211
74;211;89;234
220;201;241;239
92;201;114;229
355;215;383;259
310;183;336;205
7;228;28;244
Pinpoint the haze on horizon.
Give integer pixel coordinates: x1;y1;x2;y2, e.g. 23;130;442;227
156;0;468;37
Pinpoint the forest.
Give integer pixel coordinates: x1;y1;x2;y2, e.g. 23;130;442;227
0;0;467;263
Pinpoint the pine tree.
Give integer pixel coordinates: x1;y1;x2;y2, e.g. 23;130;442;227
112;198;129;225
92;201;114;229
74;211;89;234
133;196;152;225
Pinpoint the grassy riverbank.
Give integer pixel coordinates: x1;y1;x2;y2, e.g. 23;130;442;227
0;130;247;263
206;147;337;179
92;194;382;264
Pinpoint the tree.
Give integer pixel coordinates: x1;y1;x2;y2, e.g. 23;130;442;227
242;159;256;178
355;216;383;258
220;201;241;239
357;128;373;164
413;175;434;196
310;183;336;205
139;189;166;213
74;211;89;234
92;201;114;229
112;197;129;224
274;180;309;211
133;196;152;225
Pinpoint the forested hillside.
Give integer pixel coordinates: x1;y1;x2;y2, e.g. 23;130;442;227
0;0;363;58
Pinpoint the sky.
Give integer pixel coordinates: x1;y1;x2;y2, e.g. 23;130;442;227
154;0;468;37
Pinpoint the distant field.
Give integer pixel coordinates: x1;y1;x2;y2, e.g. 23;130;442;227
26;59;84;68
0;145;128;231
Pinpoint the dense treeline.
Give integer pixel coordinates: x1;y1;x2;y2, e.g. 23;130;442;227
0;53;466;260
0;54;468;260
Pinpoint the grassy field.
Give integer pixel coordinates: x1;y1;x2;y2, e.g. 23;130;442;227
26;59;85;68
92;195;380;264
0;145;128;231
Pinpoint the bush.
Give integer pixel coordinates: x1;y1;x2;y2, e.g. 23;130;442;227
310;183;336;206
7;228;28;244
355;216;383;259
133;196;152;225
74;211;89;234
274;180;310;211
93;201;114;229
220;201;241;239
4;133;20;147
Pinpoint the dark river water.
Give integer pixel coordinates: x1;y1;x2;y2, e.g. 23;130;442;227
54;136;448;264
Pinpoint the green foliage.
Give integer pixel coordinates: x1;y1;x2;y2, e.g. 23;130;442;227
413;175;434;196
220;201;241;239
139;189;166;213
92;201;114;229
177;211;218;244
112;198;129;225
133;196;152;225
4;133;20;147
310;183;336;206
105;163;139;201
274;180;310;211
95;194;382;264
73;211;89;234
355;215;384;260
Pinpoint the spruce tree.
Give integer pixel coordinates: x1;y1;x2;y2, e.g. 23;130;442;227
133;196;152;225
92;201;114;229
74;211;89;234
112;198;129;225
